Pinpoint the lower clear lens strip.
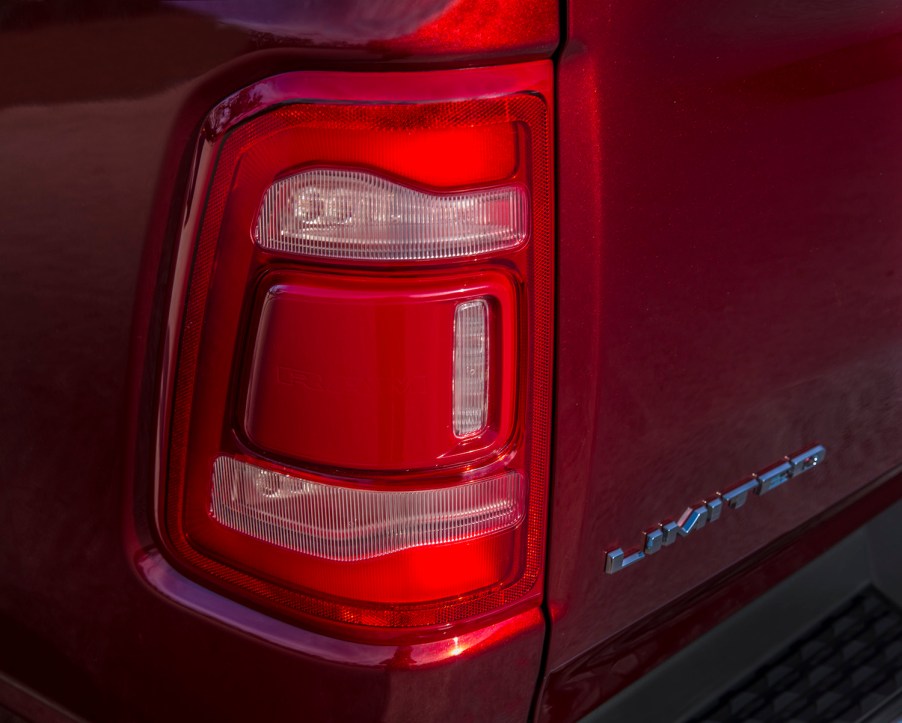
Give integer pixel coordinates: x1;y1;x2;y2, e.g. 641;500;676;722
211;457;525;562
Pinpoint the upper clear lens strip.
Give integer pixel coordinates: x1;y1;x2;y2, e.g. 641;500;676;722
211;457;526;562
254;169;529;261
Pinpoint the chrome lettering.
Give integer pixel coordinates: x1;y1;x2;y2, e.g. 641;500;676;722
604;445;827;574
721;478;759;510
756;460;794;495
677;503;709;536
706;497;724;522
605;547;645;574
643;528;665;555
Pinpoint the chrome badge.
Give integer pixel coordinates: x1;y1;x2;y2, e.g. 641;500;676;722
604;445;827;574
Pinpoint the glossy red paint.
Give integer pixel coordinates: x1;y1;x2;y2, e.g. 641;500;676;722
538;467;902;720
0;0;558;109
3;0;902;720
0;1;558;717
177;0;560;64
541;0;902;718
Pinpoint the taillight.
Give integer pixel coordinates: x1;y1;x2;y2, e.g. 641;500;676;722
157;64;553;636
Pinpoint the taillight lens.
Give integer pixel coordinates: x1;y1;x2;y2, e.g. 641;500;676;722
211;458;525;562
453;299;490;437
158;65;553;635
255;168;529;260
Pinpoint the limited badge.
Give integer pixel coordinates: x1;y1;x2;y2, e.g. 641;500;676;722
604;445;827;574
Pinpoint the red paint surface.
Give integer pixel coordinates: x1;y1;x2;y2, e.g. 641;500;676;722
540;0;902;719
538;469;902;721
0;0;558;94
0;3;558;719
2;0;902;720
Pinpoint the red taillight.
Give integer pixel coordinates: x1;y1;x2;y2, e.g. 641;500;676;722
158;64;553;636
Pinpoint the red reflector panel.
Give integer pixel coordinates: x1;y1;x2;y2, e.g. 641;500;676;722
243;271;517;470
158;65;553;635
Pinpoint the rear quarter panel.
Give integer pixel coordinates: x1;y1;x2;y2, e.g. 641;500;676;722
543;0;902;718
0;2;556;721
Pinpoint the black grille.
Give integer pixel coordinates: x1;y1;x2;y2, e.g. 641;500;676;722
687;587;902;723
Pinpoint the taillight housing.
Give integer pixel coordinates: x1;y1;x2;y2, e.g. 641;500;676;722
156;64;553;637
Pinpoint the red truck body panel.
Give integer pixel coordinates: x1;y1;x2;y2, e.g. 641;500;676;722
542;0;902;718
0;4;557;722
2;1;901;721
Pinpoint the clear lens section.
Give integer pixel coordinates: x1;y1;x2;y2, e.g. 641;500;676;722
453;299;489;436
254;168;528;260
211;457;525;561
